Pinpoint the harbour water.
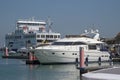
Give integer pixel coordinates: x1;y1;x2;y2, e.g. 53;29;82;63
0;56;80;80
0;54;120;80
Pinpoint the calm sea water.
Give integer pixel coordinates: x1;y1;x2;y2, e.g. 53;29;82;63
0;54;120;80
0;57;80;80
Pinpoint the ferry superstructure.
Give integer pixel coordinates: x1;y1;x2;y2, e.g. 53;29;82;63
34;29;110;64
5;18;61;51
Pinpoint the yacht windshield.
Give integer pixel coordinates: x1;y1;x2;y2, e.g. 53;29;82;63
96;44;108;51
52;42;86;45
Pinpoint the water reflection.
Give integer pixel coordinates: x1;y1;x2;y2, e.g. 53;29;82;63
0;58;120;80
28;64;80;80
0;58;81;80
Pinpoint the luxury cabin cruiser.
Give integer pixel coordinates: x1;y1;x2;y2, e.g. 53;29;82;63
34;29;110;64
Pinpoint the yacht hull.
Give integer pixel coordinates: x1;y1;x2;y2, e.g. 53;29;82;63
35;49;110;64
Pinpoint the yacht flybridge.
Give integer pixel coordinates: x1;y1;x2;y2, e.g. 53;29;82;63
34;29;110;64
5;18;61;52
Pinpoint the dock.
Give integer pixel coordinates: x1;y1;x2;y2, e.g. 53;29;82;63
82;67;120;80
25;51;40;65
77;63;112;74
2;55;28;59
2;49;40;64
2;47;29;59
76;47;113;74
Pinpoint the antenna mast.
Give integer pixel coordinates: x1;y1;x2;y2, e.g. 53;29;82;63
47;17;52;33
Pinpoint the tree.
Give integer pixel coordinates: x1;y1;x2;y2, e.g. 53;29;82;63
115;32;120;44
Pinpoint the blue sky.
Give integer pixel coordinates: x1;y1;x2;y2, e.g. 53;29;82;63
0;0;120;46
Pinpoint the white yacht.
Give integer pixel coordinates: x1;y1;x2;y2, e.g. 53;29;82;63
34;29;110;64
5;18;61;52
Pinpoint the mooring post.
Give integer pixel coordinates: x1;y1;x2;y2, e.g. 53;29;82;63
80;47;84;68
33;52;37;60
29;52;33;61
79;47;87;75
5;47;9;56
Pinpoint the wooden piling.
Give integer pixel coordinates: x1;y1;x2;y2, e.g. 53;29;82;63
5;47;9;56
79;47;84;68
26;52;40;64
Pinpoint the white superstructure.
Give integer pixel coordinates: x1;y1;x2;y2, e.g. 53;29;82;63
34;29;110;64
5;18;61;51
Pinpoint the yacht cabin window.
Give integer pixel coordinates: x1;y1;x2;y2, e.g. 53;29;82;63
88;45;97;50
96;44;108;51
52;42;86;45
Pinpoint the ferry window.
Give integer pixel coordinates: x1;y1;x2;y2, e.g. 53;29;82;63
9;42;13;44
58;35;60;38
46;40;55;42
15;36;21;39
46;35;49;38
37;40;43;42
41;35;45;38
32;35;35;38
54;35;57;38
27;40;31;44
37;35;40;38
50;35;53;38
88;45;97;50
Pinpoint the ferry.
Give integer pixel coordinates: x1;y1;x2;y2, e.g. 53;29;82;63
5;18;61;52
34;29;110;64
